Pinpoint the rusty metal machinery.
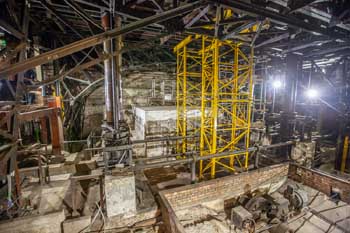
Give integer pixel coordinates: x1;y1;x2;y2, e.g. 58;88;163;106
231;205;255;232
229;186;308;232
283;185;308;211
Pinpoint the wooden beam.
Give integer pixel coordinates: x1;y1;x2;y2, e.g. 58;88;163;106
29;54;108;88
255;32;290;48
40;0;84;38
222;20;258;40
64;0;103;31
287;0;318;13
18;108;56;121
0;19;24;40
0;1;203;79
184;5;210;29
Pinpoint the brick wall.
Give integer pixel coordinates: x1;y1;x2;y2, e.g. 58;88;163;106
159;195;186;233
288;164;350;203
159;164;289;232
161;164;289;210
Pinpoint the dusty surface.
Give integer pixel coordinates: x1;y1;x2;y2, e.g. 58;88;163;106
177;205;230;233
283;180;350;233
174;179;350;233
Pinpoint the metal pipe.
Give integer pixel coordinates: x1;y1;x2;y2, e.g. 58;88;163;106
134;142;294;170
102;12;114;126
132;135;198;144
191;161;196;182
114;15;122;122
134;148;255;170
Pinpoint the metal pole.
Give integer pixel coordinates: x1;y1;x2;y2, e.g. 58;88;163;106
272;88;276;113
191;160;196;183
280;53;298;158
101;12;114;127
114;15;122;122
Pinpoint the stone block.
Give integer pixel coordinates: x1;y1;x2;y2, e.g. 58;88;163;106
105;173;136;218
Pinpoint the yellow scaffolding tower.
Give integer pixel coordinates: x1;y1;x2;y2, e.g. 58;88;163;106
175;35;254;179
199;37;254;178
174;36;202;155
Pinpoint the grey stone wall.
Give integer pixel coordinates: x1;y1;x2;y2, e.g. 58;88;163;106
83;71;175;136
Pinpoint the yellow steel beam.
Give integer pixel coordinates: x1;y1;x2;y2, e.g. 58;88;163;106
341;136;349;173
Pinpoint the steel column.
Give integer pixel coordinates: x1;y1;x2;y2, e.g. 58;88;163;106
102;12;114;126
175;35;202;156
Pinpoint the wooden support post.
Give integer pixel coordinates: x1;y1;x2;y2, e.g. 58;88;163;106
99;176;104;211
341;136;349;173
50;109;61;155
40;117;48;144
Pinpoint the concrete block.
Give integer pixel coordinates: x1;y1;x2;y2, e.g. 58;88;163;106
105;173;136;218
62;216;91;233
38;182;70;214
21;180;70;214
64;152;79;165
0;210;64;233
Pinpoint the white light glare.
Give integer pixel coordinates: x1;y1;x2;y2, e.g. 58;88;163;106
306;89;319;99
272;80;282;89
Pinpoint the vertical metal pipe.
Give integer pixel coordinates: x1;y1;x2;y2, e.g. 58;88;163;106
101;12;114;127
191;160;196;183
114;15;123;123
280;54;298;158
284;54;298;113
335;58;349;170
210;39;219;178
272;88;276;113
182;45;187;154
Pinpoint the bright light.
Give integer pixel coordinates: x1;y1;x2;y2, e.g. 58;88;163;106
272;80;282;89
306;89;319;98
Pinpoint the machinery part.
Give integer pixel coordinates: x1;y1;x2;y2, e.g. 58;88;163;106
268;192;290;222
231;205;255;232
244;196;270;220
102;120;133;170
330;187;341;204
284;185;308;211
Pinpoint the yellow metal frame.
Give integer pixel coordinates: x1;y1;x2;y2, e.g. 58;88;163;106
341;136;349;173
175;36;202;155
175;35;254;179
